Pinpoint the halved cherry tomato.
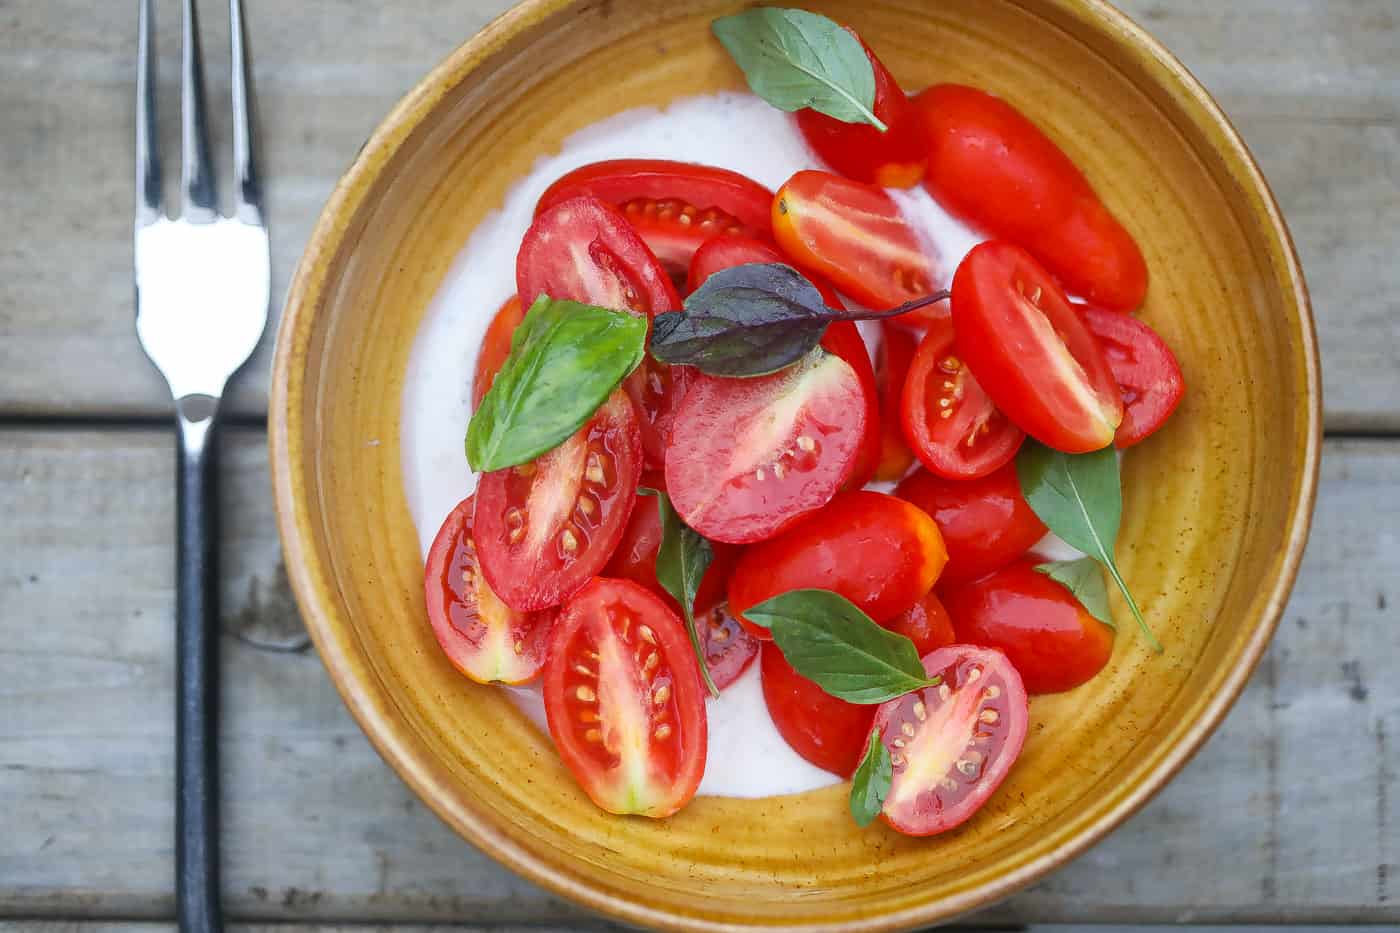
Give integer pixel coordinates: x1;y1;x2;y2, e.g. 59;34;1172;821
476;390;642;612
883;590;956;656
943;559;1114;694
535;160;775;273
951;241;1123;453
424;495;554;684
869;645;1027;836
901;318;1024;479
914;84;1148;310
695;601;761;691
471;296;524;411
728;490;947;640
795;32;926;188
542;578;707;817
1077;304;1185;447
516;195;685;468
760;642;874;776
874;323;918;481
772;171;943;325
895;462;1046;589
665;349;867;544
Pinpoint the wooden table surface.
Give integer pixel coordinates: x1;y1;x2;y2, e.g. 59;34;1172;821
1;0;1397;929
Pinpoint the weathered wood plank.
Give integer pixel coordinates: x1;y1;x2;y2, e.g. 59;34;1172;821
0;0;1396;427
0;430;1395;924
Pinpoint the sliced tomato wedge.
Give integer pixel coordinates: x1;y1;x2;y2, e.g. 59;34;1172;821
423;495;555;684
795;31;926;188
542;578;707;817
535;160;774;273
883;590;956;657
471;296;525;411
874;323;918;481
695;601;760;691
1077;304;1185;447
901;319;1024;479
665;349;868;544
772;170;943;325
761;641;875;777
951;241;1123;453
475;390;641;612
870;645;1028;836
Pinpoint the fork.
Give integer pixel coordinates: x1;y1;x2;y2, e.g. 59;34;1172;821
134;1;269;930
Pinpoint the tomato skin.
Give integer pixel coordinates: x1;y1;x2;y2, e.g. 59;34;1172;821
772;171;942;323
760;642;875;776
542;578;707;818
1077;304;1185;447
901;319;1025;479
471;297;525;411
914;84;1147;311
883;590;956;656
943;559;1114;694
535;160;775;272
895;462;1046;589
475;390;642;612
872;645;1028;836
951;241;1123;453
874;323;918;481
795;33;925;188
423;495;555;684
728;490;948;640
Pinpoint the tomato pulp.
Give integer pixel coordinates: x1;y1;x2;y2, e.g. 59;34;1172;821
1077;304;1185;447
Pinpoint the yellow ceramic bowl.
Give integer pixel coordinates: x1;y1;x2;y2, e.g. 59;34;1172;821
270;0;1320;929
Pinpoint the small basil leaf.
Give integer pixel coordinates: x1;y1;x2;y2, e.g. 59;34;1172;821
712;8;886;131
466;296;647;472
1017;442;1161;651
849;729;892;828
1036;557;1115;628
639;488;719;698
743;589;935;703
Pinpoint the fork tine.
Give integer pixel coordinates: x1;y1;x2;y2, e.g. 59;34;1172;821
135;0;162;226
181;0;219;220
228;0;263;222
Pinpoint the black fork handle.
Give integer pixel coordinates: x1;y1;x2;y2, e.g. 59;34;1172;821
175;393;223;933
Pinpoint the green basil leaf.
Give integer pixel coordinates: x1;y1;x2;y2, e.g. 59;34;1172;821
651;263;948;377
1036;557;1115;628
712;8;887;131
849;728;892;828
466;296;647;472
1017;442;1161;651
639;488;719;698
743;589;936;703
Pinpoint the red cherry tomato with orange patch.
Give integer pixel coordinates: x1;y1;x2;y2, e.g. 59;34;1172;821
471;296;524;411
882;590;956;656
1077;304;1185;447
895;462;1046;589
951;241;1123;453
914;84;1147;311
760;641;874;777
943;558;1115;694
795;32;925;188
874;323;918;481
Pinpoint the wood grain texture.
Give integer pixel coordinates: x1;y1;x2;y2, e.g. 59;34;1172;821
0;431;1392;924
0;0;1394;427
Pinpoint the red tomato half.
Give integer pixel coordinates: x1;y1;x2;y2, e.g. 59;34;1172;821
1077;304;1185;447
535;160;775;273
476;391;642;612
901;319;1024;479
773;171;943;324
951;241;1123;453
914;84;1148;311
895;462;1046;589
471;297;524;411
874;323;918;481
728;490;948;640
543;578;707;817
695;601;761;692
883;590;956;657
943;559;1114;694
665;349;867;544
423;495;554;684
870;645;1028;836
795;32;925;188
761;642;875;776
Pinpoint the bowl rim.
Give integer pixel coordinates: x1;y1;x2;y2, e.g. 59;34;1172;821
268;0;1322;929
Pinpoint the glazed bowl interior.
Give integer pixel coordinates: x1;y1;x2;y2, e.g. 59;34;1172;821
270;0;1319;929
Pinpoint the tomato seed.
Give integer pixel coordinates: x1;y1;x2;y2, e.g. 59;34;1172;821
796;435;816;452
560;529;579;554
585;728;602;743
979;708;999;724
984;685;1000;699
652;684;671;706
913;701;928;721
967;666;983;681
901;722;916;738
574;663;596;677
576;685;596;703
654;724;672;740
638;625;657;645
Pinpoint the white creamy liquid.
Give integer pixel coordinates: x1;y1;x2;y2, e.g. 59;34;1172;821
401;92;1081;798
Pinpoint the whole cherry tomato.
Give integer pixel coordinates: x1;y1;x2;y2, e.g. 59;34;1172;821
471;296;524;411
882;590;956;656
874;323;918;481
1077;304;1185;447
760;642;875;776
